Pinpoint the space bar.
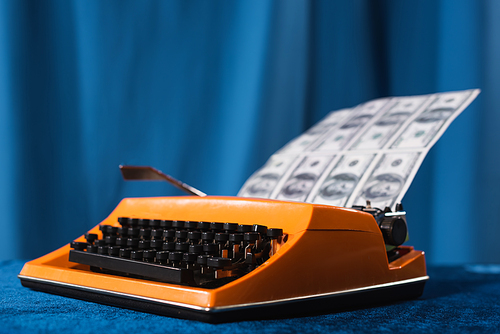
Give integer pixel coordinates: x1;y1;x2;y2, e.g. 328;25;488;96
69;250;194;284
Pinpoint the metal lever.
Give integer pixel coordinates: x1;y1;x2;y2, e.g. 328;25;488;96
119;165;207;197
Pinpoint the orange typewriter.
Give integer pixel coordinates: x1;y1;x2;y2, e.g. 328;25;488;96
19;166;427;323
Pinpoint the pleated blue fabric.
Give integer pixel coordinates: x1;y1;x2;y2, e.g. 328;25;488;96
0;0;497;264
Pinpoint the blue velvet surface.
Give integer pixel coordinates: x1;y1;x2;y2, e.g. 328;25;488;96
3;260;500;333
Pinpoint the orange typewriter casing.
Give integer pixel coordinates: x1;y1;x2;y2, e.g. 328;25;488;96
19;196;428;323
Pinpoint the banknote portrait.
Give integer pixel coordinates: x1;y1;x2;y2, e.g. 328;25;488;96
319;173;359;200
280;173;317;199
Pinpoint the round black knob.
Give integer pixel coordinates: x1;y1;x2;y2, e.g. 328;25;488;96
197;254;211;265
379;217;407;246
267;229;283;238
127;238;139;248
138;240;151;249
139;228;151;238
150;239;163;249
87;245;97;253
172;221;184;229
229;234;243;243
127;227;140;237
175;242;190;252
130;250;144;260
150;229;164;238
85;233;98;243
169;251;183;262
201;231;215;242
223;223;238;232
119;248;132;258
156;251;169;262
108;246;121;256
162;241;176;251
187;231;201;241
189;244;204;254
175;230;188;239
197;222;210;230
210;222;223;231
117;217;130;226
244;232;259;242
183;253;198;263
252;224;268;235
163;230;175;239
184;221;198;229
159;220;172;228
115;237;128;246
203;243;218;254
237;225;252;233
215;233;229;242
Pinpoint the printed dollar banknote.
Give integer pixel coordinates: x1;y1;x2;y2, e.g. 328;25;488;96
238;89;479;210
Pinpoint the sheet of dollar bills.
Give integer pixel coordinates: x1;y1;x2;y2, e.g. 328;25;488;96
238;89;480;210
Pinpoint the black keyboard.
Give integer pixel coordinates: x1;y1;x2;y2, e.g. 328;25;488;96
69;217;285;288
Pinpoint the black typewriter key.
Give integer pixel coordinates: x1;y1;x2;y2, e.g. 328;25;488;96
168;251;183;262
98;246;109;255
207;257;232;269
85;233;98;243
108;226;118;235
117;227;128;236
244;232;259;242
138;240;151;249
210;222;223;231
229;233;244;243
99;225;111;234
117;217;130;226
175;230;188;240
87;244;97;253
115;237;127;246
108;246;121;256
149;219;161;228
143;250;156;262
184;221;198;229
151;229;163;238
237;224;252;233
202;231;215;242
267;228;283;238
189;244;203;254
156;251;169;263
159;220;172;228
172;220;184;229
95;239;106;247
252;224;268;235
197;254;211;265
162;241;176;251
105;235;117;245
150;239;163;249
215;233;229;243
187;231;201;242
127;238;139;248
223;223;238;232
183;253;198;263
138;219;151;227
139;228;151;238
130;218;140;226
127;227;140;237
119;248;132;258
203;243;218;254
175;242;190;252
130;250;144;260
163;230;175;239
70;241;88;251
197;222;210;230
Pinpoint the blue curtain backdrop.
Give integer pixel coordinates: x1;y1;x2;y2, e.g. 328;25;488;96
0;0;498;264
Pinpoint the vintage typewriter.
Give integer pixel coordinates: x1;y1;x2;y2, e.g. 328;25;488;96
19;166;428;323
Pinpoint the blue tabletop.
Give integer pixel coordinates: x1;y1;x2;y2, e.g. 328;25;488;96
2;260;500;333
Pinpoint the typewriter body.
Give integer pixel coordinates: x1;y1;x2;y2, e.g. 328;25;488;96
19;195;427;323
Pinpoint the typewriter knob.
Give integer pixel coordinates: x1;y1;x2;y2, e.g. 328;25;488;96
379;216;407;246
267;229;283;239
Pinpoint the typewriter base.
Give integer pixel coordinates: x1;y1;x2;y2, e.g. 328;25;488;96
20;275;428;323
